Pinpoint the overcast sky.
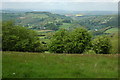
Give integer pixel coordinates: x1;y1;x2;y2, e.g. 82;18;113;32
1;0;118;11
2;0;119;2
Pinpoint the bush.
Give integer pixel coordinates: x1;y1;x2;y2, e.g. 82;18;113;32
65;28;91;53
49;28;91;54
2;21;45;52
92;36;111;54
48;29;68;53
63;19;71;23
44;23;59;30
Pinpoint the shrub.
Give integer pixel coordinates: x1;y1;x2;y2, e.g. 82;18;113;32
92;36;111;54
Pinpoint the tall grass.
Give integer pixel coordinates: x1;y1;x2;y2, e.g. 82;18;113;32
2;51;118;78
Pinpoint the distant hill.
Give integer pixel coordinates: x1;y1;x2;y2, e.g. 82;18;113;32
50;10;117;15
2;11;72;30
2;10;118;32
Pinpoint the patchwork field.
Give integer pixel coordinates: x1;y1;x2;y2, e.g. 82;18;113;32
2;51;118;78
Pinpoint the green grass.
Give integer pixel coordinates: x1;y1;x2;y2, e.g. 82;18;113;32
105;28;118;33
2;51;118;78
26;14;48;19
38;36;45;39
59;23;72;29
36;30;54;43
110;33;119;54
36;30;54;33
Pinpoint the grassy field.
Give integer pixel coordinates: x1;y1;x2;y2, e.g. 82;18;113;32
110;33;119;54
26;14;48;19
59;23;72;29
2;51;118;78
105;28;118;33
35;30;55;43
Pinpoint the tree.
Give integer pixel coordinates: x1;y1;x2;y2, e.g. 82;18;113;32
65;28;91;53
48;29;68;53
92;36;111;54
2;21;45;52
48;28;91;54
63;19;71;23
44;23;59;30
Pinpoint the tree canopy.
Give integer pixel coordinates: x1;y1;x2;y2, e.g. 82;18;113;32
2;21;45;52
49;28;91;54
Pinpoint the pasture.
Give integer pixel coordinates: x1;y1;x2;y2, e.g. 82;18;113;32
26;14;48;19
59;23;72;29
105;28;118;33
2;51;118;78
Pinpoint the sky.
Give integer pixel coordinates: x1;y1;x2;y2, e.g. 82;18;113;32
1;0;119;2
1;0;119;11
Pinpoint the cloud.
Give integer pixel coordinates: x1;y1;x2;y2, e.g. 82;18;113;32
0;2;2;9
2;1;118;11
2;0;119;2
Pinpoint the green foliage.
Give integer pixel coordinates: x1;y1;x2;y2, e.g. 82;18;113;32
44;23;59;30
62;19;71;23
2;21;45;52
48;29;68;53
92;36;111;54
65;28;91;53
49;28;91;53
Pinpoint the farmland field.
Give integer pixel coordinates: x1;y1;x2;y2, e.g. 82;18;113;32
104;28;118;33
25;13;49;19
2;51;118;78
59;23;72;29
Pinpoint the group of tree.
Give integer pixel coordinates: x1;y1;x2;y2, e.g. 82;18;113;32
2;12;74;31
2;21;112;54
75;15;117;30
2;21;45;52
49;28;112;54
